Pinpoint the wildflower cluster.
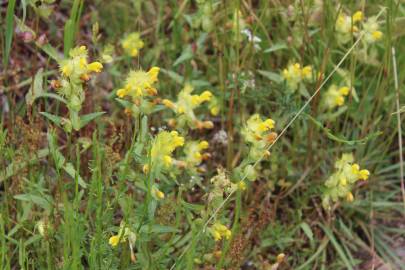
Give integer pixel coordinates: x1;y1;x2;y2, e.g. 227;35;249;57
336;10;383;45
108;221;137;261
322;153;370;210
281;63;313;92
209;222;231;241
109;222;136;248
116;67;160;114
241;114;277;160
362;16;383;44
121;32;144;57
162;84;216;129
322;85;351;110
56;45;103;131
335;11;363;44
183;140;210;168
150;130;185;168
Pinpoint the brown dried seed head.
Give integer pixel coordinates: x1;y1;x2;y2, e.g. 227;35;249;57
168;118;177;128
50;80;61;89
202;153;211;160
265;132;278;143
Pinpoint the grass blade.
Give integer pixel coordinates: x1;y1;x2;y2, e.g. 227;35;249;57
3;0;17;68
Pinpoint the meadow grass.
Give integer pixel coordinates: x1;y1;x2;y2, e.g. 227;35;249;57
1;0;405;269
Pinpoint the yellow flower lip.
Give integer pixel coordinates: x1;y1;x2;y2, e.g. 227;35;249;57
372;31;383;41
200;90;213;102
359;169;370;180
162;99;176;109
87;62;103;73
210;106;219;116
117;88;127;98
61;65;72;77
340;177;347;186
199;140;209;149
109;235;120;247
346;192;354;202
338;86;350;96
238;181;247;191
152;187;165;200
352;11;363;23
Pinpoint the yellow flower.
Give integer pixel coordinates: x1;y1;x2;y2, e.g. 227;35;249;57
358;169;370;180
212;230;221;241
335;12;362;44
117;67;160;99
194;152;202;160
87;62;103;73
276;253;286;263
301;65;312;80
352;11;363;23
109;235;120;247
121;32;144;57
142;164;149;174
351;163;360;174
210;222;231;241
363;17;383;43
282;63;313;91
323;84;351;109
163;84;217;129
258;119;275;132
151;131;184;168
338;86;350;96
210;106;219;116
152;186;165;200
61;64;73;77
162;99;176;109
335;96;344;106
199;140;209;149
372;31;383;41
109;222;136;248
346;192;354;202
323;153;370;209
202;121;214;129
163;155;172;167
238;181;247;191
199;90;213;102
59;46;103;80
184;140;210;167
171;131;185;147
242;114;276;160
116;88;127;98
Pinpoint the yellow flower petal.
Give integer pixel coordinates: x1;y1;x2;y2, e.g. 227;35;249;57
163;155;172;167
87;62;103;73
338;86;350;96
198;140;209;149
352;11;363;23
372;31;383;41
109;235;120;247
147;67;160;82
346;192;354;202
117;88;127;98
359;169;370;180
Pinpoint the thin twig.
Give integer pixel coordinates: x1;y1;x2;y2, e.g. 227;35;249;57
391;47;405;212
